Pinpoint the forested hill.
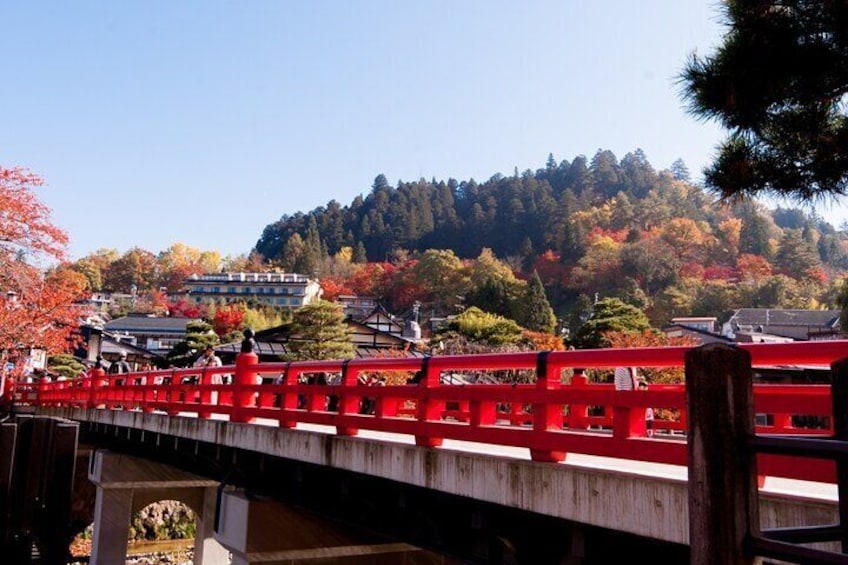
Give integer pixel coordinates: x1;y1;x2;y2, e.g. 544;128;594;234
254;148;848;320
256;149;703;263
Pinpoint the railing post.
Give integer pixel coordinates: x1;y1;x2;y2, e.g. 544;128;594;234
415;358;443;447
142;372;155;413
198;368;212;419
87;369;105;409
830;357;848;552
531;352;565;462
568;368;588;430
278;363;297;429
37;378;48;407
231;352;259;424
686;343;759;565
336;360;359;436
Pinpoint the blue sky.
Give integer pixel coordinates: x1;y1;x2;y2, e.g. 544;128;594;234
2;1;845;260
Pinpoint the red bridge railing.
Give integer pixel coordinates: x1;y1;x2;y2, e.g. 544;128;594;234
20;341;848;484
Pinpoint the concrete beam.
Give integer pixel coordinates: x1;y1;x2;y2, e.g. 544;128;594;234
50;408;840;546
88;450;227;565
216;489;428;564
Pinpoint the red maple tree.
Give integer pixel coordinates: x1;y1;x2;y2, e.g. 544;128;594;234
0;167;86;355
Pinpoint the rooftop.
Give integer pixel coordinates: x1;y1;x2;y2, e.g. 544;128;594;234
187;272;313;284
728;309;840;328
105;316;201;332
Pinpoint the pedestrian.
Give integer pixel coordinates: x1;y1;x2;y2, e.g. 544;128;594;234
638;379;654;437
191;346;223;385
613;366;638;391
193;346;222;371
108;351;131;375
108;352;132;386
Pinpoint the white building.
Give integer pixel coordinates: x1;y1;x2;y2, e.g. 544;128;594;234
184;272;322;308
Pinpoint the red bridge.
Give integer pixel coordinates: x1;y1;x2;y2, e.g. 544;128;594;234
11;341;848;564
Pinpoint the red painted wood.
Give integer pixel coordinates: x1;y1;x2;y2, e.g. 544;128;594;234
26;340;848;484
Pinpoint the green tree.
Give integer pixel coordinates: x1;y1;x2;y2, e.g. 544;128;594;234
434;307;524;348
774;229;821;279
572;298;651;349
353;241;368;263
47;354;86;380
167;320;219;367
669;158;690;182
286;300;353;361
410;249;469;314
280;233;305;272
681;1;848;200
516;271;556;333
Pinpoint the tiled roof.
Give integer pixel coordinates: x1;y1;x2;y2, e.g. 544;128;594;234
214;340;427;359
728;309;840;328
105;316;200;332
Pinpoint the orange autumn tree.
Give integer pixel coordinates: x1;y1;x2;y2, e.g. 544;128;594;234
0;167;86;357
603;329;698;385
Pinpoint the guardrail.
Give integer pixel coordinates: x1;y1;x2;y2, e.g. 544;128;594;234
17;341;848;486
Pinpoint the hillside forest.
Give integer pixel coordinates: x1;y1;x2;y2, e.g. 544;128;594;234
64;149;848;338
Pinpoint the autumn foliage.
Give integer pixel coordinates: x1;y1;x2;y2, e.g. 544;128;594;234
0;167;86;354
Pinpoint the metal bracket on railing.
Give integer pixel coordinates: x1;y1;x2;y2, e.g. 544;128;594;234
536;351;550;382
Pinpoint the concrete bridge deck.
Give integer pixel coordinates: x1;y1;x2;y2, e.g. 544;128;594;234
39;406;839;549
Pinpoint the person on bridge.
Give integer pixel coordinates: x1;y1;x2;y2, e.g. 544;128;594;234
638;379;654;437
613;366;638;391
193;346;224;384
108;352;131;374
108;352;132;385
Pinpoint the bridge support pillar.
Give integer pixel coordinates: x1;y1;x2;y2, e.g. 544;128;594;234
90;488;133;565
216;489;428;564
88;450;228;565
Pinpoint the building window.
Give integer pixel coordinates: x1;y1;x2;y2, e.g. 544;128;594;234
290;298;300;306
277;298;287;305
228;287;236;293
242;288;250;293
212;287;220;293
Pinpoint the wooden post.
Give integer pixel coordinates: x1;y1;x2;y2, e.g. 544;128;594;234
232;352;259;423
530;352;565;462
568;369;588;430
415;358;443;447
336;360;359;437
830;357;848;552
686;343;759;565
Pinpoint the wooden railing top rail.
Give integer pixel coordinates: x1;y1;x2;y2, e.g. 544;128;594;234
16;340;848;485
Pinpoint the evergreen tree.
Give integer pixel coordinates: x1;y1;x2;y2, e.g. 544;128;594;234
353;241;368;263
590;150;622;199
280;233;305;272
167;321;219;367
775;229;821;279
286;300;354;361
572;298;651;349
680;1;848;200
669;158;690;182
567;294;593;338
738;207;772;257
517;271;556;333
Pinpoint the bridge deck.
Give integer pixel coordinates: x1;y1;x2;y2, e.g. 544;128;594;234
45;407;839;547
